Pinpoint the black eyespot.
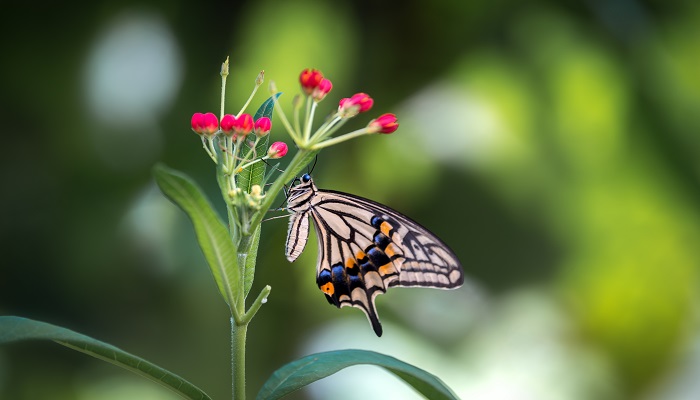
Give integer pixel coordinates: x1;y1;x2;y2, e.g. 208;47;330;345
301;173;311;183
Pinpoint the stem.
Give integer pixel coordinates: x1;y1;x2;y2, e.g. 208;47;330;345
201;136;218;163
231;317;247;400
238;83;261;117
293;97;302;140
312;116;348;144
311;127;370;150
243;286;272;324
236;157;267;173
303;96;313;141
220;77;228;121
271;93;301;144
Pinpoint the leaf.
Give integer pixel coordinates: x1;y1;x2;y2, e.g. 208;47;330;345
153;163;238;306
243;224;260;297
256;349;460;400
237;93;282;298
0;316;211;400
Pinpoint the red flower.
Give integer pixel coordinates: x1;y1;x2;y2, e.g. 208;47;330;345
368;113;399;134
312;78;333;102
299;68;324;95
191;112;219;136
234;113;254;138
220;114;236;136
268;141;288;158
338;93;373;117
254;117;272;137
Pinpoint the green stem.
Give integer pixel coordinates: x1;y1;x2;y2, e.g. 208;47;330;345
231;317;247;400
311;117;349;145
243;286;272;324
238;82;261;117
303;96;313;141
271;92;301;144
311;127;370;150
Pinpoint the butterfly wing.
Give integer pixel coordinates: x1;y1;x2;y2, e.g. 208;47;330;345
286;210;310;262
306;190;463;336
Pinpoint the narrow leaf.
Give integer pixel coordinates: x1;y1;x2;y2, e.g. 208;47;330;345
153;164;238;305
256;349;460;400
243;224;260;297
0;316;211;400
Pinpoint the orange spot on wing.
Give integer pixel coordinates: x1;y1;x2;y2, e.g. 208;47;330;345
356;250;366;260
320;282;335;295
346;258;357;269
380;221;393;237
385;243;396;258
379;263;395;276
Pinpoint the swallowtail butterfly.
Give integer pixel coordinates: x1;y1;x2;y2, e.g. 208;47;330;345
285;174;464;336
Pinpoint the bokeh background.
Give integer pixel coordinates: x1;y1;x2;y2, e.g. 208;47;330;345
2;0;700;399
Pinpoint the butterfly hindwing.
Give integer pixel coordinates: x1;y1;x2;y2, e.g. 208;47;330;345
285;176;464;336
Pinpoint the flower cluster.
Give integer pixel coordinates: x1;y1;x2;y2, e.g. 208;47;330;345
188;59;289;215
269;68;399;150
190;112;287;160
187;61;398;217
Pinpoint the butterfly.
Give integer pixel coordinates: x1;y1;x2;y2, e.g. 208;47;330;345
285;173;464;336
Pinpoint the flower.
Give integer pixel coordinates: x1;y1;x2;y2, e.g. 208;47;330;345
191;112;219;136
234;113;254;138
338;93;373;118
367;113;399;134
299;68;323;95
254;117;272;137
268;141;288;158
312;78;333;102
220;114;236;136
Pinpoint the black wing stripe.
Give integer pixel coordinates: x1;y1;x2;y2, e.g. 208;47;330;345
300;189;463;337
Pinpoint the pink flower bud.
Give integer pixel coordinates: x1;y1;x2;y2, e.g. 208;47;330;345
234;113;254;138
220;114;236;136
267;141;288;159
254;117;272;137
338;93;373;118
299;68;324;95
191;112;219;135
367;113;399;134
312;78;333;102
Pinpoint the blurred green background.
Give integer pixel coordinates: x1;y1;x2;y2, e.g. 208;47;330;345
2;0;700;399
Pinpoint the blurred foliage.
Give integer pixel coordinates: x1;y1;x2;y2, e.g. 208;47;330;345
2;0;700;399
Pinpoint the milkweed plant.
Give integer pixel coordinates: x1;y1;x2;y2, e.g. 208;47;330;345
0;58;459;400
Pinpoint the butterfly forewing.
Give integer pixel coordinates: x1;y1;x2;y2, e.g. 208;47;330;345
285;176;464;336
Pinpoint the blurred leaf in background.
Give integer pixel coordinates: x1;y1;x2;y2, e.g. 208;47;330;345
2;0;700;399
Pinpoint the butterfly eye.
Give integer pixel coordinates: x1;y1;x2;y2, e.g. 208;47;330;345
301;174;311;183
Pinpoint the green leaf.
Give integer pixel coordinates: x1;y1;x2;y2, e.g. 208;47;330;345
153;163;238;306
0;316;211;400
243;224;260;297
256;349;460;400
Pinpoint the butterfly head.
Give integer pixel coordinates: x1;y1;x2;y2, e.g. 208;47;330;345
287;174;316;211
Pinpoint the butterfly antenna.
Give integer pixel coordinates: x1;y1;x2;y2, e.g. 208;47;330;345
269;191;289;214
262;158;285;173
308;154;319;174
262;214;290;223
